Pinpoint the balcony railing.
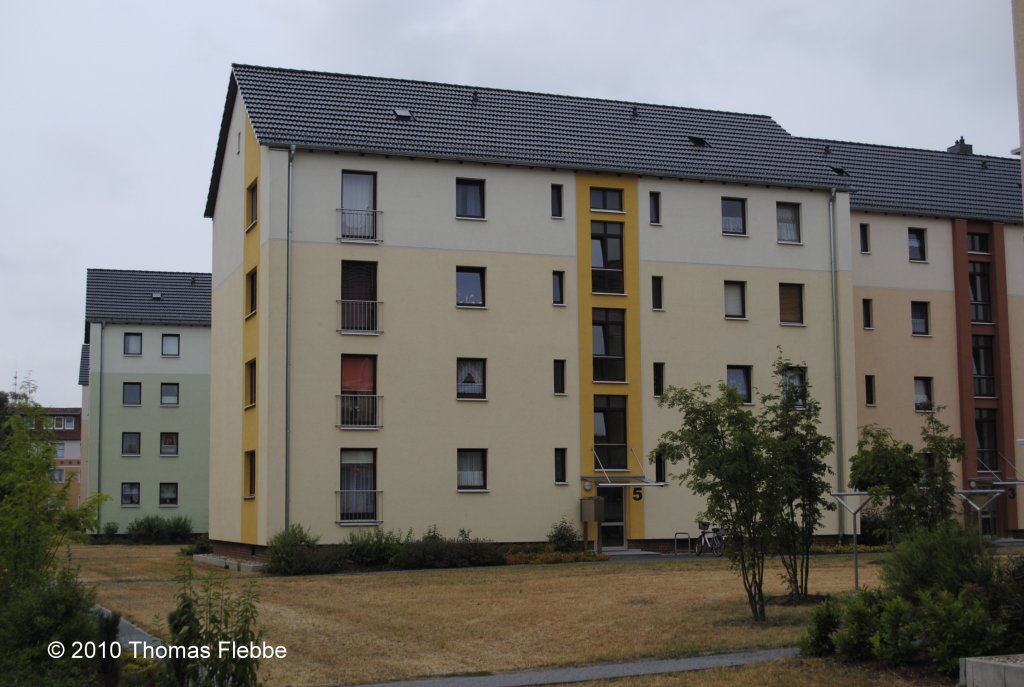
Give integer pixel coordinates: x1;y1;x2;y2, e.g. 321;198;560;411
336;489;382;524
591;268;624;294
338;300;382;334
338;209;383;243
336;394;383;429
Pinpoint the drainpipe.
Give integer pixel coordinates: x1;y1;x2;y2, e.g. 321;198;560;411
828;188;846;541
285;145;296;529
96;323;105;530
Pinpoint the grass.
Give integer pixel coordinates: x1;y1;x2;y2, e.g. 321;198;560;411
74;545;887;686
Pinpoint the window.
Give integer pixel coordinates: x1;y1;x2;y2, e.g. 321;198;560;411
593;395;627;469
652;276;663;310
969;262;992;323
721;198;746;235
908;228;927;261
592;308;625;382
653;362;665;397
914;377;933;411
457;449;487;490
552;271;565;305
972;335;996;397
859;223;871;253
591;221;624;293
161;383;179;406
553;359;566;394
782;367;806;407
159;483;179;506
55;442;65;458
244;451;256;498
779;283;804;324
456;178;485;218
456;266;486;307
161;334;180;357
53;416;65;430
724;281;746;319
51;468;65;483
554;448;567;484
865;375;876;406
121;432;141;456
654;449;666;483
975;409;998;472
551;184;563;218
967;232;990;254
64;416;75;430
590;187;623;211
727;365;752;403
340;355;378;426
245;269;257;317
776;202;800;242
123;382;141;406
160;432;179;456
124;333;142;356
341;171;378;240
340;449;377;520
862;299;874;329
649;192;661;223
341;261;379;332
244;360;256;407
246;182;257;228
121;482;140;506
911;301;930;335
457;358;486;399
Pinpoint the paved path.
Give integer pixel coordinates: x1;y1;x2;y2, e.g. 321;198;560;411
343;647;799;687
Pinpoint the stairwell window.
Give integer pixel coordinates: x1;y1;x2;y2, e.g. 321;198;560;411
859;223;871;253
554;448;567;484
456;178;485;218
865;375;876;406
554;359;566;395
862;299;874;329
652;276;663;310
551;184;564;218
552;271;565;305
649;192;661;224
590;187;623;212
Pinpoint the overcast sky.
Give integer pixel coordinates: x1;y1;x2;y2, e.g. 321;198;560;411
0;0;1018;407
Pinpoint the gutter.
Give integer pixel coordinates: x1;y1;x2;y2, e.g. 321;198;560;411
828;189;846;541
285;145;296;529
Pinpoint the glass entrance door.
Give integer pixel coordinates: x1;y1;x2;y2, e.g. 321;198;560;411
598;486;626;549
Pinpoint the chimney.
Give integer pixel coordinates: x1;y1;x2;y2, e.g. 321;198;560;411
947;136;973;155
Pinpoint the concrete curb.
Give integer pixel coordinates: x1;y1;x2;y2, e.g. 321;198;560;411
343;647;800;687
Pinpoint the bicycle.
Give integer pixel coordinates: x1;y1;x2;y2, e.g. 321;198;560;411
694;521;724;556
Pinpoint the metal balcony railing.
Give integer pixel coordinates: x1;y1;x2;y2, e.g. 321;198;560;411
336;394;383;429
336;489;382;523
338;209;383;243
338;300;382;334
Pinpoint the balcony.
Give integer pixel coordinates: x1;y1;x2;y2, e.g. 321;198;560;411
336;394;383;429
338;300;382;335
336;489;382;524
338;209;382;243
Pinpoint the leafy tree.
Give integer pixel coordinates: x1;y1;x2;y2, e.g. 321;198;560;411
761;357;834;599
655;382;779;621
849;408;962;539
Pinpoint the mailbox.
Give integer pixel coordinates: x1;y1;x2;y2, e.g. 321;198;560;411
580;496;605;523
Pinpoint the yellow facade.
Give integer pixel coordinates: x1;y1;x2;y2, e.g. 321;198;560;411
240;116;259;544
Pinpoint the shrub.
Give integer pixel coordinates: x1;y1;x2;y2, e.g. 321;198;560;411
881;521;996;600
833;588;884;661
916;588;1004;674
101;521;119;540
266;524;320;575
799;597;841;656
345;528;410;567
505;550;607;565
997;555;1024;652
180;536;214;557
872;595;917;666
547;517;580;553
125;515;194;544
391;536;505;570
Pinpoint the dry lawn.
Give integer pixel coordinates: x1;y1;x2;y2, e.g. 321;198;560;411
74;546;885;687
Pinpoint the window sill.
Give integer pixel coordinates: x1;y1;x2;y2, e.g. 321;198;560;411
457;397;489;402
722;232;748;238
780;322;806;327
243;495;256;501
160;454;179;458
725;316;748;321
652;308;665;312
967;251;991;256
974;395;998;400
124;353;142;358
161;354;181;358
593;380;628;385
121;454;140;458
866;403;878;408
553;302;567;307
456;304;487;310
777;240;803;246
244;403;256;410
455;216;487;221
338;520;383;526
860;251;871;255
971;321;995;326
915;408;937;414
123;404;141;408
551;215;564;220
863;326;875;331
159;504;179;508
246;220;257;232
161;403;179;408
245;310;257;321
457;489;490;493
650;222;663;227
554;392;568;397
591;291;628;297
912;333;932;338
121;504;140;509
590;208;625;214
555;481;569;486
909;259;929;264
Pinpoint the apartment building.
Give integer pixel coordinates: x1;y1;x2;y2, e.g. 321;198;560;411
45;407;83;506
80;269;211;533
204;64;1022;551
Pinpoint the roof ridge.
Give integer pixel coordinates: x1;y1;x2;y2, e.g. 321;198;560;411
87;268;211;277
797;136;1020;163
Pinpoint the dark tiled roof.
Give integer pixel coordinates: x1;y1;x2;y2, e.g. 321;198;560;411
45;407;81;415
795;138;1023;224
85;269;211;327
206;64;846;217
78;344;89;386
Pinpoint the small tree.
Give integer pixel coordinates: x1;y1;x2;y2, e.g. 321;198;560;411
655;383;779;621
849;408;963;540
761;357;834;599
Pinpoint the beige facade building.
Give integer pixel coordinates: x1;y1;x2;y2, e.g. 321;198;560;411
205;65;1022;553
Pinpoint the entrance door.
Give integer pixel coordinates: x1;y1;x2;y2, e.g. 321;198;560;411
598;486;626;549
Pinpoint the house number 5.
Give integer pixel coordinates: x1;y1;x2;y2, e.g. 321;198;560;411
632;487;643;501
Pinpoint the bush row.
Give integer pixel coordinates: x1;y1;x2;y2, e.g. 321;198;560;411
801;522;1024;674
94;515;197;544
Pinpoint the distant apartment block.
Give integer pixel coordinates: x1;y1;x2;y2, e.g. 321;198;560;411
45;407;83;506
